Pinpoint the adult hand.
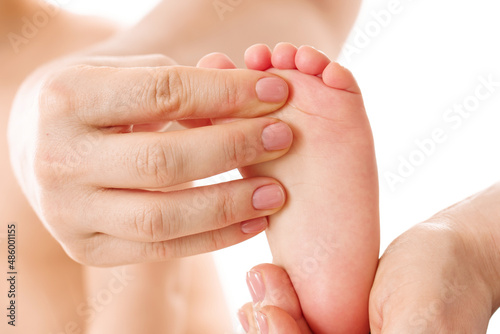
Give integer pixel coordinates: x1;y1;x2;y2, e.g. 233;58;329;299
370;205;499;333
238;185;500;333
238;263;311;334
8;54;293;266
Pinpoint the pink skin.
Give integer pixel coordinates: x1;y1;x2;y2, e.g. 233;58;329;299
271;43;298;70
199;43;380;333
238;264;308;333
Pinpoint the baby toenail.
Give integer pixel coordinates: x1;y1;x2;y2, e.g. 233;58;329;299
261;122;293;151
256;77;289;103
247;270;266;304
252;184;285;210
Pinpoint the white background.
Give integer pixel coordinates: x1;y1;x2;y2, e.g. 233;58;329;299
57;0;500;332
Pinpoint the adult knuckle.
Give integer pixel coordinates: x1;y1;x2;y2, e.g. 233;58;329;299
207;229;227;252
215;191;237;227
33;135;90;188
152;67;187;117
134;141;178;186
133;202;170;241
223;130;253;167
147;241;172;261
39;77;71;118
217;72;239;107
35;67;98;187
38;65;89;118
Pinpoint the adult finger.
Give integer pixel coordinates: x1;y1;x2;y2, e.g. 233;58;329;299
239;303;302;334
81;54;177;67
369;223;492;334
88;118;293;189
257;306;303;334
178;52;239;129
42;65;289;127
239;303;257;333
72;54;177;133
83;178;285;242
247;264;312;333
68;218;268;267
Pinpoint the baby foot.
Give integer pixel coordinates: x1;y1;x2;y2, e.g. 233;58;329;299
199;44;380;334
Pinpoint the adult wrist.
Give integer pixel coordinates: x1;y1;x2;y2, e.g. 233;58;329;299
437;185;500;311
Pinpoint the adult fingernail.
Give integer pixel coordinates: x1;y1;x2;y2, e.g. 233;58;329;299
241;217;268;234
238;310;250;333
261;122;293;151
256;77;288;103
252;185;285;210
255;311;269;334
246;270;266;304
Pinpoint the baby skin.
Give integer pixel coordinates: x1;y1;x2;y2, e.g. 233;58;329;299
198;44;379;334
